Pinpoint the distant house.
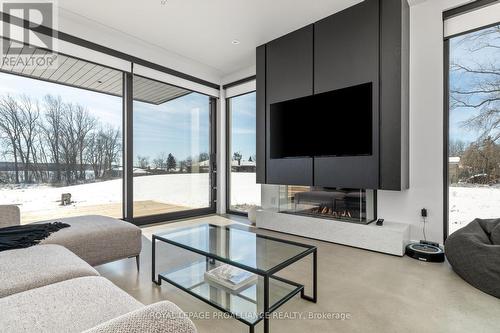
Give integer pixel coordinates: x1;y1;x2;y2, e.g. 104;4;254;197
133;168;150;175
231;160;256;172
111;166;123;178
192;160;210;173
449;156;460;183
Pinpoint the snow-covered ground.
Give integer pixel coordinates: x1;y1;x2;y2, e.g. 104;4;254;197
0;173;261;223
449;185;500;234
230;173;261;211
3;175;496;231
2;175;495;231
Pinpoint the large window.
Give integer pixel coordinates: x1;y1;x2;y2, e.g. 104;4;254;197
133;75;214;218
227;91;261;214
447;24;500;234
0;48;123;224
0;39;217;224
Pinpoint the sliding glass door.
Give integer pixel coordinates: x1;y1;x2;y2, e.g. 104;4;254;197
447;24;500;235
0;43;123;224
227;91;261;214
132;75;215;220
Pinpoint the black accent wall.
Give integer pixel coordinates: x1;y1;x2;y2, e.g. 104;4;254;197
256;0;409;191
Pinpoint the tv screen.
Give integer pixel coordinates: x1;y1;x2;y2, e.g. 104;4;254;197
270;82;372;159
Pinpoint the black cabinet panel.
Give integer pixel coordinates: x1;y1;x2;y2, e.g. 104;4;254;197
266;25;313;103
265;25;314;186
256;45;266;184
314;0;379;93
379;0;409;190
313;0;380;189
314;156;378;189
267;158;313;186
313;86;380;188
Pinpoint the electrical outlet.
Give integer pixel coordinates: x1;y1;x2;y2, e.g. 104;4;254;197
421;208;428;218
270;197;277;205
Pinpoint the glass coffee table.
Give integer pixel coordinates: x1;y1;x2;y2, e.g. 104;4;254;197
152;224;317;333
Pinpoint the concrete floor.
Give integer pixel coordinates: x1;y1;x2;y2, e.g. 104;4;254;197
96;215;500;333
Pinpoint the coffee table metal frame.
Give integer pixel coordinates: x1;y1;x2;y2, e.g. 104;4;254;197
152;224;317;333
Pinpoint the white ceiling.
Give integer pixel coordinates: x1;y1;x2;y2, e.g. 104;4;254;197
56;0;364;77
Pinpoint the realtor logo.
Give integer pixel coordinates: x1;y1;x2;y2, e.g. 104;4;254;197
1;0;58;69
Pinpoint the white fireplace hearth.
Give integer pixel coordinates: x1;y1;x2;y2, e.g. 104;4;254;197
256;209;410;256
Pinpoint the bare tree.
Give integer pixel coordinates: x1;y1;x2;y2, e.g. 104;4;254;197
58;103;97;183
88;131;105;179
152;152;167;170
449;139;466;157
59;104;78;183
42;95;64;182
137;155;149;169
198;152;209;162
30;125;50;183
451;26;500;143
180;157;192;173
101;126;121;178
86;126;121;179
16;95;41;183
71;103;96;180
461;138;500;182
0;95;22;183
233;151;242;166
0;93;120;185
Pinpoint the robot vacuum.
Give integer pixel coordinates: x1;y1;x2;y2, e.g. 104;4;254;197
405;241;445;262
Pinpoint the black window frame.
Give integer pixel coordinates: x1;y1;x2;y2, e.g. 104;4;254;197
130;80;218;226
442;1;500;240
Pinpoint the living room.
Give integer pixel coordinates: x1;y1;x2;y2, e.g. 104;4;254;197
0;0;499;332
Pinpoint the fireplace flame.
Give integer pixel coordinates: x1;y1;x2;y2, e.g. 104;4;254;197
310;206;352;218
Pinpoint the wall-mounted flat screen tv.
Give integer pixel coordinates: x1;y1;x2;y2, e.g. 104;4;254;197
270;82;372;159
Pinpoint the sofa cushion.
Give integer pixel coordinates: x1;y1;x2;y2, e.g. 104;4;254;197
83;301;197;333
0;276;143;333
38;215;142;266
0;244;99;298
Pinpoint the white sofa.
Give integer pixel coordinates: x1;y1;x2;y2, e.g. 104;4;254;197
0;207;197;332
0;275;196;333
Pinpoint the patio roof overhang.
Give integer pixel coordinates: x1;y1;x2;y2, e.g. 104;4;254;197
0;39;190;105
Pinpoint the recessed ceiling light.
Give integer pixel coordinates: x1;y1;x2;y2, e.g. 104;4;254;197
231;40;240;45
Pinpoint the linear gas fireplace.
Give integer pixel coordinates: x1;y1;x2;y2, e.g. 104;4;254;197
279;186;376;224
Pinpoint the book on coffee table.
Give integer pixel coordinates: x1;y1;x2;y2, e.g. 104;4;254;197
204;264;257;291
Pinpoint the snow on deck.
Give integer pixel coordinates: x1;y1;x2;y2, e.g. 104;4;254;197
0;173;261;223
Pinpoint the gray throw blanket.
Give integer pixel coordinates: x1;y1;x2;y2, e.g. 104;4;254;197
0;222;70;251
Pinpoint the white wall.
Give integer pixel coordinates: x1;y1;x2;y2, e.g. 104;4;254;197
246;0;475;243
378;0;471;243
